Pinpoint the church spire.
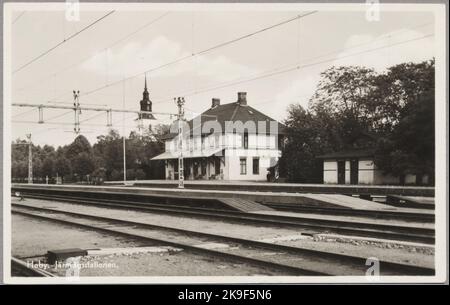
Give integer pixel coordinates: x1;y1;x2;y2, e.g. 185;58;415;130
142;74;149;100
139;74;154;120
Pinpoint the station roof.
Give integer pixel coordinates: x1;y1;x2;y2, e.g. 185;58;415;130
162;100;285;140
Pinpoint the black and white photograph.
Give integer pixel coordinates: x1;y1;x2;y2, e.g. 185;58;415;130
1;1;448;286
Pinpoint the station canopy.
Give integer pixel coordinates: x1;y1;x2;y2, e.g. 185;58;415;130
151;148;224;160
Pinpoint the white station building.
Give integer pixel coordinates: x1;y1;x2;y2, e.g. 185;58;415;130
152;92;285;181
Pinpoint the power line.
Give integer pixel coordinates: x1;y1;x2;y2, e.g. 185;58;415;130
13;10;116;74
13;108;35;118
150;33;434;105
79;110;106;124
306;21;433;66
149;22;433;105
77;11;318;100
197;11;317;56
153;20;436;106
15;12;170;95
44;110;73;122
12;118;139;130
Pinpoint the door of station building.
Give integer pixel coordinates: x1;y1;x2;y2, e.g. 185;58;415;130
350;159;359;184
337;160;345;184
214;158;221;175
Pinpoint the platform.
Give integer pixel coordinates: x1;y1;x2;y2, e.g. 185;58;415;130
11;184;434;213
386;195;435;210
106;179;435;197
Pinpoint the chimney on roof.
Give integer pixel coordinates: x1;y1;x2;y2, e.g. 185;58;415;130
211;98;220;108
237;92;247;105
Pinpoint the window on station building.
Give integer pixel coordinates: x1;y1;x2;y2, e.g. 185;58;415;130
243;132;249;149
240;158;247;175
252;157;259;175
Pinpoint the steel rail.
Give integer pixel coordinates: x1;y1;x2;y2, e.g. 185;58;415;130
12;204;434;276
16;192;435;244
12;208;326;276
264;203;434;223
19;191;433;222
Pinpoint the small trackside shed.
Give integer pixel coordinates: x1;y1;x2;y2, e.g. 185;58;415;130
317;149;429;185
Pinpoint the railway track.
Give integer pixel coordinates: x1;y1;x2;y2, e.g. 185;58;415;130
264;202;434;223
15;192;435;244
12;203;434;276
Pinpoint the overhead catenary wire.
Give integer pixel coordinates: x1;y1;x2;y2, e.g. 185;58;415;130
78;110;107;124
13;30;434;123
77;17;432;106
12;12;435;141
150;32;435;105
40;110;74;122
13;10;116;74
38;11;170;100
75;11;318;100
12;118;139;130
13;108;36;118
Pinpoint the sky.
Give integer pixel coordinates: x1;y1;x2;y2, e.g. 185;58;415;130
7;4;436;147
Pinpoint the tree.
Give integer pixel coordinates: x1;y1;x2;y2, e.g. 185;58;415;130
279;104;324;183
92;127;166;181
374;88;434;183
283;60;435;184
41;157;55;178
91;167;107;184
11;123;167;183
372;59;435;132
55;156;72;180
66;135;92;160
93;129;123;179
372;60;435;183
72;152;95;179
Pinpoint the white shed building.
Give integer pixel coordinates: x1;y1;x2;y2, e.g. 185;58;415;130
317;149;429;185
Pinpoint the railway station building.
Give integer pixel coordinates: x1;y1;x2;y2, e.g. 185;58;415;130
152;92;285;181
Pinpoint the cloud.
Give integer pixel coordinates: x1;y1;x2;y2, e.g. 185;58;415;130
274;74;320;110
195;54;258;82
80;35;259;82
332;29;434;71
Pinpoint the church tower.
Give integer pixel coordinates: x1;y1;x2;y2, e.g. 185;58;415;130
139;75;155;120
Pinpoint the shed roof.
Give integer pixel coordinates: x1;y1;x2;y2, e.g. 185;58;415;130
316;148;375;159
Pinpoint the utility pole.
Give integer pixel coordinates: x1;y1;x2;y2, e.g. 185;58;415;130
175;97;185;189
73;90;81;134
122;79;127;184
26;133;33;184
